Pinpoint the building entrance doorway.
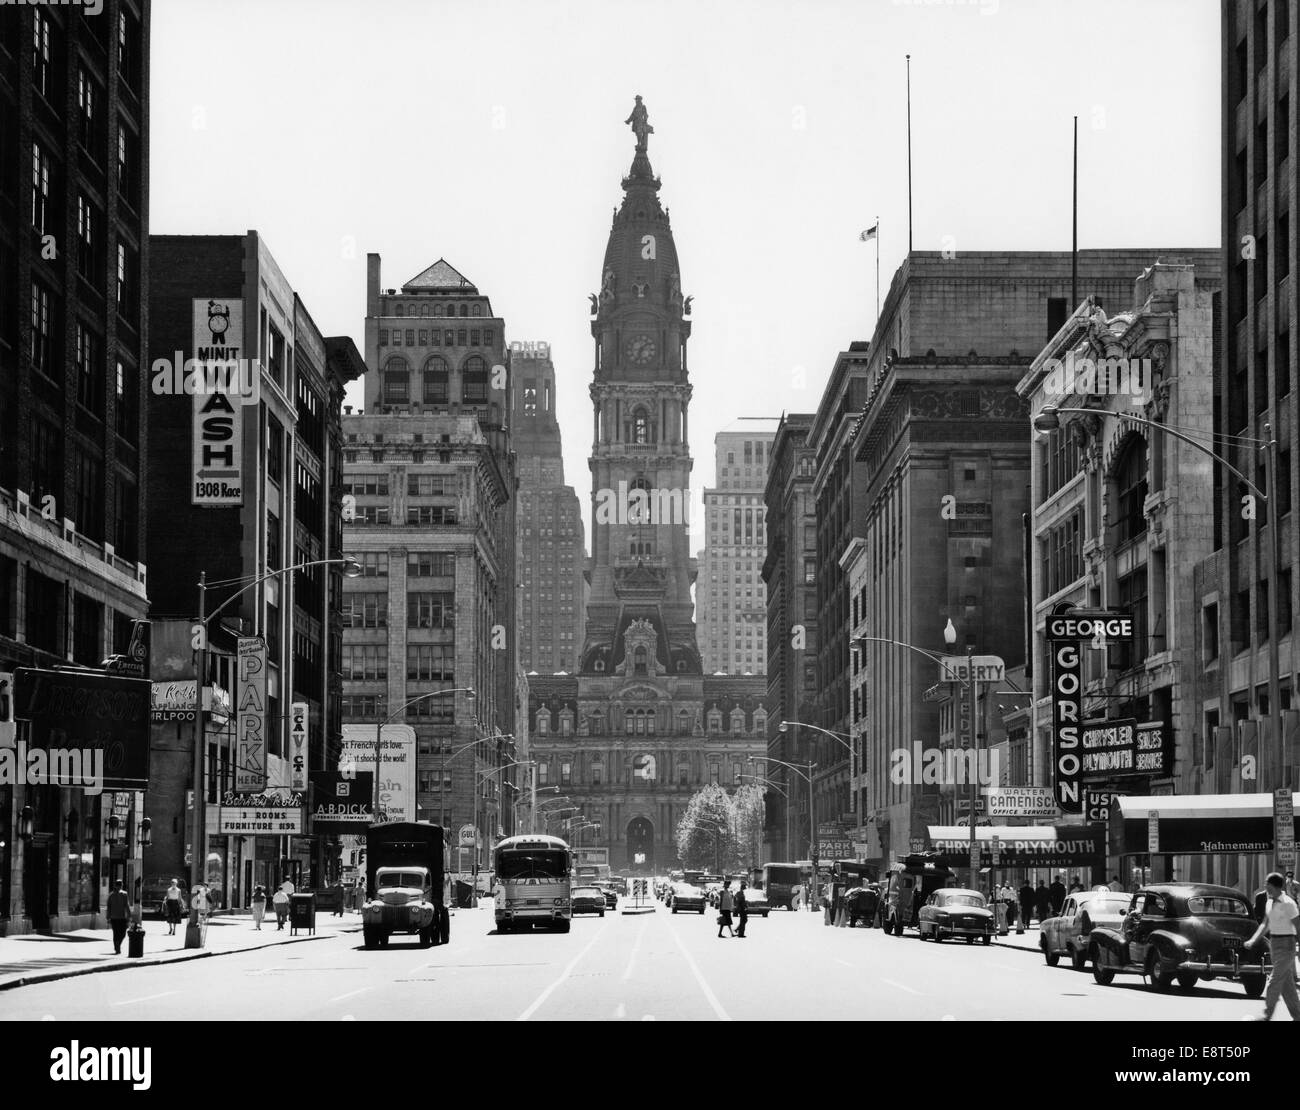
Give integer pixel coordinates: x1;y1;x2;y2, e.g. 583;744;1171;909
627;817;654;872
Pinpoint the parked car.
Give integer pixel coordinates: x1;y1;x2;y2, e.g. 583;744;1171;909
1089;884;1269;995
917;888;996;944
571;886;606;917
740;887;770;918
1040;890;1131;970
881;855;955;935
671;883;707;914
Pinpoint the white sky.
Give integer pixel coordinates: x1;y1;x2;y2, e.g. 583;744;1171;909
151;0;1220;548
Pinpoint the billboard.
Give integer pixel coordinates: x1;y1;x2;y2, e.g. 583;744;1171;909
289;701;309;792
191;297;245;506
12;668;150;788
235;637;268;792
984;787;1060;819
340;724;416;825
309;771;375;833
1050;639;1083;814
1080;719;1172;778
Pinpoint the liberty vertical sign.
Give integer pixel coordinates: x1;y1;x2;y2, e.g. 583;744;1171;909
191;297;245;506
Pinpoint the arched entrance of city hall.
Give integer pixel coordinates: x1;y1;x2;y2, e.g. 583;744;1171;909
627;817;654;873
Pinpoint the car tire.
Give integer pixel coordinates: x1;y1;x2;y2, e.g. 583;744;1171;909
599;910;605;918
965;936;974;945
672;907;678;914
981;935;991;946
418;927;432;948
1242;975;1265;999
362;927;377;949
1176;971;1199;991
934;931;944;943
439;906;450;945
1146;950;1175;992
698;909;704;915
1070;945;1087;971
1092;955;1116;985
1042;939;1060;967
378;934;389;948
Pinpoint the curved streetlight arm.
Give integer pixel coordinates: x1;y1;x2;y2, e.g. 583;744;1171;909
740;774;789;799
203;557;359;627
380;688;476;727
750;756;814;784
779;719;854;757
1043;406;1268;500
476;760;535;784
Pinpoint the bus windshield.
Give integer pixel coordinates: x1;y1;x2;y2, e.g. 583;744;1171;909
765;865;802;885
498;850;569;881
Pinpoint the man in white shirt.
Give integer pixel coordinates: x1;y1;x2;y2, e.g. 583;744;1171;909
1247;871;1300;1021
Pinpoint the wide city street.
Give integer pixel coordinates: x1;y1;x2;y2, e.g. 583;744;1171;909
0;901;1283;1022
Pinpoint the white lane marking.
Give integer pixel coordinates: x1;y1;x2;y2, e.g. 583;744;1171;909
517;926;605;1021
328;987;372;1003
666;916;731;1022
623;917;649;981
112;991;177;1007
988;963;1024;973
879;978;923;996
615;1003;626;1019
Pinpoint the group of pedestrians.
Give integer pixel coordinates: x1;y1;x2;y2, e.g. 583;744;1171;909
715;878;748;938
1011;874;1088;934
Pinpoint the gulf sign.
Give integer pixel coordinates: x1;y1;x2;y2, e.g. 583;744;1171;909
191;297;245;506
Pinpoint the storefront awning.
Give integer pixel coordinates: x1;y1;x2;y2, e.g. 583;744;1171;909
1112;793;1294;855
926;825;1106;869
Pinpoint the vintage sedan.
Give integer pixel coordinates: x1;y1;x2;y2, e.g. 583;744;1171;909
739;888;770;918
1089;884;1269;995
916;889;996;944
598;884;619;910
671;883;707;914
1040;890;1131;970
571;886;607;917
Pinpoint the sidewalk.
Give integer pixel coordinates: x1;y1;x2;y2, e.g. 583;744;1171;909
0;910;365;993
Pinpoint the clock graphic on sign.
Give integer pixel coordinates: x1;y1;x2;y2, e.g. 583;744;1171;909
625;334;657;365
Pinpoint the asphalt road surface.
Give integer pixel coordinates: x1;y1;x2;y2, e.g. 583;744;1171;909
0;902;1285;1021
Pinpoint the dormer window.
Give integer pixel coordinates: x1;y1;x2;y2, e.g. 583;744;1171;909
634;646;648;675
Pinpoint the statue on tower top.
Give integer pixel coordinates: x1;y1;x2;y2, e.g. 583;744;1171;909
625;95;653;152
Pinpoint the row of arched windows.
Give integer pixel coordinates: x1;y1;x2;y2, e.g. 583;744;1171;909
392;301;483;318
383;355;490;405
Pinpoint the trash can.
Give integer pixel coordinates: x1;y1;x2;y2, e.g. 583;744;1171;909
127;923;145;958
289;892;316;935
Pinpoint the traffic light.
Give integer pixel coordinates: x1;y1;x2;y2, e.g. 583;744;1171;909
0;671;13;747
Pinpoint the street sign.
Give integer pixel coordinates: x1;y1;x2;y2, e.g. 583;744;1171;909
1147;810;1160;854
909;837;926;853
938;655;1006;685
1275;788;1295;867
956;797;988;815
458;824;477;846
990;836;1001;867
968;844;980;873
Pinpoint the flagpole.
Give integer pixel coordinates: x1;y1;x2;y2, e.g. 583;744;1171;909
1071;115;1078;308
875;215;880;322
906;55;913;255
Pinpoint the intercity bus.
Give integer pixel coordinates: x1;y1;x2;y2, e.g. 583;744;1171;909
493;834;573;933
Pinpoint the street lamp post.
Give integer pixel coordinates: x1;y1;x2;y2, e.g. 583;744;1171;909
778;721;852;902
752;754;816;905
473;760;534;904
189;555;361;946
1035;404;1281;793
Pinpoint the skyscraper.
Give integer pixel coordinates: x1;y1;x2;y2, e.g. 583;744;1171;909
696;422;776;675
513;344;586;675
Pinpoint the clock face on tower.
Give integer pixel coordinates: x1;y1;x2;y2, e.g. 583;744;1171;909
625;334;657;365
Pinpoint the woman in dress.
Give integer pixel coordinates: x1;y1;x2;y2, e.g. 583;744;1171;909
251;885;267;930
164;879;185;935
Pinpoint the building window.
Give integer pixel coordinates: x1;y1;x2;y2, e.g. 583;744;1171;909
560;762;572;786
266;512;280;571
115;361;137;443
537;763;548;785
1115;567;1149;671
116;243;138;320
1114;437;1149;545
267;416;284;487
72;593;103;666
408;551;455;577
407;592;454;629
383;357;409;404
1041;429;1081;500
462;356;488;403
345;593;387;629
1203;602;1219;663
359;552;388;577
32;10;52;100
30;418;62;509
30;280;55;379
73;450;103;541
406;644;454;681
341;645;387;681
75;324;103;417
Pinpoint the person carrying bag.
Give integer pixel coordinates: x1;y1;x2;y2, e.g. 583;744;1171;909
716;880;735;938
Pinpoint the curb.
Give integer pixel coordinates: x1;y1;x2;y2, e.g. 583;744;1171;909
0;927;363;994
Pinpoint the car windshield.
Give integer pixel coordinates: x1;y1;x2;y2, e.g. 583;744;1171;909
939;893;986;908
376;871;425;889
1187;894;1252;917
498;850;568;880
1083;894;1130;914
574;887;601;898
677;885;701;896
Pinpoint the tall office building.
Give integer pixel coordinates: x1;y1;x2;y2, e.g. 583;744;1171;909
696;421;776;675
146;232;363;903
760;413;817;860
341;256;518;869
513;344;586;674
0;2;151;934
1192;0;1299;820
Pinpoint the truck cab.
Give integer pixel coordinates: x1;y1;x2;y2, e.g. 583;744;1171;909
881;854;955;935
362;866;441;949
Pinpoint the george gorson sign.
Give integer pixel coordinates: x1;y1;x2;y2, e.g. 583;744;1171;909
1050;639;1083;814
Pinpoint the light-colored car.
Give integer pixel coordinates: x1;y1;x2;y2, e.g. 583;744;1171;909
1040;890;1131;970
671;883;707;914
738;887;769;918
362;867;440;948
571;886;606;917
917;888;996;944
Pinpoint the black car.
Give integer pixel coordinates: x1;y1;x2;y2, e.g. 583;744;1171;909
1088;883;1269;996
599;884;618;910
